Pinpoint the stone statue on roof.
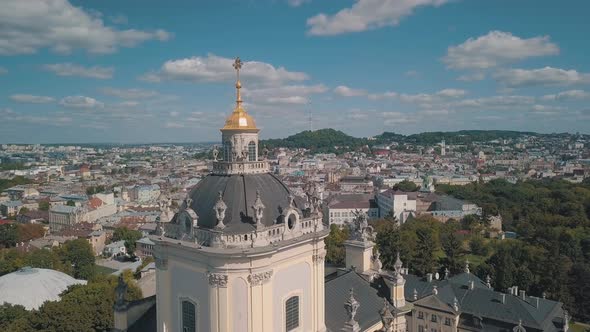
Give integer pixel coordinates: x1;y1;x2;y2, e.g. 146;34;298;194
349;209;374;242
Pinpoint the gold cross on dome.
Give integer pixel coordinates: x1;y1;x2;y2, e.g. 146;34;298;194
233;57;242;80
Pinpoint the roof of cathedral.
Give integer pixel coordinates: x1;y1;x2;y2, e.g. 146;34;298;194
324;270;385;332
187;173;301;233
324;269;566;332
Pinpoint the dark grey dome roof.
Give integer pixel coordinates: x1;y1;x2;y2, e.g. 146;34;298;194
188;173;299;233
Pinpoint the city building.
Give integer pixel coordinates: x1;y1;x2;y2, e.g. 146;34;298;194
376;189;417;223
327;195;379;226
0;200;23;217
48;204;85;232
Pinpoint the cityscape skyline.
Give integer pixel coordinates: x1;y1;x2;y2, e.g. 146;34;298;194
1;0;590;144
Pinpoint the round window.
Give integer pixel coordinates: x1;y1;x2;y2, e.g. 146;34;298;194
287;213;296;230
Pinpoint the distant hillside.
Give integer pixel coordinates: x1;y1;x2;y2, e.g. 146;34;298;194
259;128;555;153
261;129;368;153
405;130;539;145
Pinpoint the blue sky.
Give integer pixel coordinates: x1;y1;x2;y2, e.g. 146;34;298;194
1;0;589;143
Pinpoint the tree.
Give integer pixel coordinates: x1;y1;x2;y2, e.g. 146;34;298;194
324;224;349;265
17;224;45;242
0;224;18;248
0;304;29;331
394;180;418;192
469;236;488;256
38;201;50;211
112;227;143;256
60;239;96;279
66;200;76;207
413;228;436;275
441;232;464;274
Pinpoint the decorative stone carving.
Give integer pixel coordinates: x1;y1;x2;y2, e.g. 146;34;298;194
485;274;492;288
214;191;227;229
372;250;383;273
208;273;228;287
313;253;325;264
114;274;128;310
453;296;459;311
379;298;394;332
343;288;360;331
247;270;273;286
251;190;265;229
464;259;470;274
513;319;526;332
155;256;168;270
349;210;373;242
412;288;418;301
212;146;219;161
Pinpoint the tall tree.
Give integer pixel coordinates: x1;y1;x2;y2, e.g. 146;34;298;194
413;228;436;276
441;232;464;274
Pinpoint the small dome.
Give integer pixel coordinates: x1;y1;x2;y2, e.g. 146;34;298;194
0;267;87;310
221;108;258;131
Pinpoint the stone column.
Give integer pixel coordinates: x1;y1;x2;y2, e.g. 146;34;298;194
248;270;273;332
209;273;229;332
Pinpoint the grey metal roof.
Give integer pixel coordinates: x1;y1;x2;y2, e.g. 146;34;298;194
187;173;298;233
405;272;566;331
324;270;384;332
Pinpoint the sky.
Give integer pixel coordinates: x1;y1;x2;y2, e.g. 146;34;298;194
1;0;589;143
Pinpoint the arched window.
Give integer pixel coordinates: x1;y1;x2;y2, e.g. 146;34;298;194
181;300;196;332
223;141;232;162
285;296;299;331
248;141;256;161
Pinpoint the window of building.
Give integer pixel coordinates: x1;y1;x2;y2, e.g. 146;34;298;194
418;326;424;332
445;318;451;326
248;141;256;161
431;315;437;323
223;141;232;162
181;300;196;332
285;296;299;331
418;311;424;319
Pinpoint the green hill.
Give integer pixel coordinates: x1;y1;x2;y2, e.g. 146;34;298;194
260;128;570;153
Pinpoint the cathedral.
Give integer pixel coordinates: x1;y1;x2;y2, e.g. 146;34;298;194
113;58;569;332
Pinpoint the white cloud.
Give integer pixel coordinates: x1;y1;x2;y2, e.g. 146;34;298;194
453;95;535;109
457;72;485;81
59;96;103;108
117;101;140;107
243;84;327;105
531;104;565;113
398;89;466;105
0;0;171;55
100;87;159;99
368;91;397;100
436;88;467;98
334;85;367;97
143;54;308;85
43;63;114;79
493;67;590;87
405;70;419;78
306;0;449;36
443;31;559;70
10;94;55;104
541;90;590;101
0;67;7;75
165;122;185;128
288;0;312;7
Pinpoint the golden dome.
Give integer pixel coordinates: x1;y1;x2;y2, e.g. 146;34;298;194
222;107;258;131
